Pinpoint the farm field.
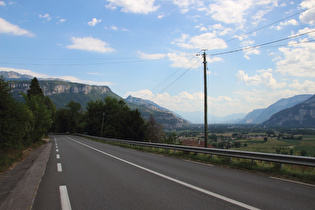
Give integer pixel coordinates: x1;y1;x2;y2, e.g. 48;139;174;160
177;128;315;157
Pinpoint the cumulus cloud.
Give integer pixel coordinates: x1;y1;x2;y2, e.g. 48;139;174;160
0;17;35;37
137;51;166;60
236;69;287;89
138;50;222;68
175;32;227;50
272;19;299;30
243;48;260;59
289;79;315;92
59;19;66;23
88;18;102;26
172;0;204;13
276;29;315;77
124;89;240;117
39;13;52;22
105;0;159;14
300;0;315;25
66;37;115;53
207;0;278;26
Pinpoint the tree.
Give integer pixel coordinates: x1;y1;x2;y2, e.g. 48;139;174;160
25;77;53;139
86;97;146;140
0;76;34;150
145;115;164;143
54;108;70;133
27;77;44;99
264;137;268;143
66;101;82;133
24;94;52;142
164;132;178;144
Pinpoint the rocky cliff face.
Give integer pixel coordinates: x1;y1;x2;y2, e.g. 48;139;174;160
8;81;110;96
263;95;315;127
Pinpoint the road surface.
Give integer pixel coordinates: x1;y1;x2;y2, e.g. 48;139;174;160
33;135;315;209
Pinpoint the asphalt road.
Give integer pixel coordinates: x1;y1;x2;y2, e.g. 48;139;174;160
33;135;315;210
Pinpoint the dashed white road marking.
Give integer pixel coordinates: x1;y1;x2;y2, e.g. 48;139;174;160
56;149;59;152
56;154;60;159
67;137;260;210
59;185;72;210
57;163;63;172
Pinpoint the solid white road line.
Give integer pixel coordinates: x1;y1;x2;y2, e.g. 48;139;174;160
67;137;260;210
57;163;63;172
57;154;60;159
59;185;72;210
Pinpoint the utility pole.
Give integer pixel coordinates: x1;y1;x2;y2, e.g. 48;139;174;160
203;50;208;148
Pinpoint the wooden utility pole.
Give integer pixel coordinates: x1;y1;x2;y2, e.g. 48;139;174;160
203;50;208;148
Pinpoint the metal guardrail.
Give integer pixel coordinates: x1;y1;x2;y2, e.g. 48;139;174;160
76;134;315;167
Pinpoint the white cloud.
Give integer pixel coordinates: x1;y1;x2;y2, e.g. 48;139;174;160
59;19;66;23
276;29;315;77
105;25;127;31
39;13;52;22
207;0;278;26
124;89;240;117
0;1;5;6
289;79;315;92
138;51;166;60
138;50;222;68
157;14;165;19
105;0;159;14
66;37;115;53
0;17;35;37
88;18;102;26
172;0;204;13
236;69;287;89
272;19;299;30
0;67;113;86
166;52;201;68
208;23;233;36
243;48;260;59
175;32;227;50
300;0;315;25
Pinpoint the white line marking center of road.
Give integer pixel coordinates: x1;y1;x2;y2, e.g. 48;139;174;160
67;137;259;210
57;154;60;159
59;185;72;210
57;163;63;172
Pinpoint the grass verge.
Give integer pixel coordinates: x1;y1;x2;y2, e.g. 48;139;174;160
0;139;48;173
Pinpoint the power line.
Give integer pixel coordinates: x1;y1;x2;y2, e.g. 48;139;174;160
209;29;315;57
151;51;202;92
221;5;315;46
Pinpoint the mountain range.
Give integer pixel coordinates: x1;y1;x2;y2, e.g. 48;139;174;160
263;95;315;127
2;71;189;129
238;94;313;124
1;71;314;128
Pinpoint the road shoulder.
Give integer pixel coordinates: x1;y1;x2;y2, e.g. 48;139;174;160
0;141;52;209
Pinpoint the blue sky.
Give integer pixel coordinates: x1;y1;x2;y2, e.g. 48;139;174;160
1;0;315;123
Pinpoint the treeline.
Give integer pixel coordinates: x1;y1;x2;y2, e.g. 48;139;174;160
53;97;165;142
0;76;54;171
1;76;167;157
0;76;53;151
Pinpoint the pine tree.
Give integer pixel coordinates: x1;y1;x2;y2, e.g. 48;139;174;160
27;77;44;99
